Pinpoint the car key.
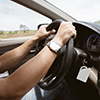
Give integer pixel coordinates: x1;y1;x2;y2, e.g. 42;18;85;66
76;66;91;83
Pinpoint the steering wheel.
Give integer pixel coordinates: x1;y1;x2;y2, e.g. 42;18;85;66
38;19;74;90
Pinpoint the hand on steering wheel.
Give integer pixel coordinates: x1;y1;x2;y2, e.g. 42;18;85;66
38;19;76;90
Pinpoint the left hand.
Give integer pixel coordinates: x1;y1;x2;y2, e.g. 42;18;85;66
51;22;76;47
35;25;56;41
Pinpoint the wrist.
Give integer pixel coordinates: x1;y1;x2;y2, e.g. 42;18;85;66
51;38;64;48
46;41;61;54
31;35;40;42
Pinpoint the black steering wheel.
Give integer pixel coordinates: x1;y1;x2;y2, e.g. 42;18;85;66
38;19;74;90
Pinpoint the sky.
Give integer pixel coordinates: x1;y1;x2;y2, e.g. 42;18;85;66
0;0;100;31
0;0;51;31
48;0;100;22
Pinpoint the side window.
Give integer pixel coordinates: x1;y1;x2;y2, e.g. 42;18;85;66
0;0;51;40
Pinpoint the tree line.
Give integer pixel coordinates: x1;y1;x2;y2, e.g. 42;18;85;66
0;24;29;35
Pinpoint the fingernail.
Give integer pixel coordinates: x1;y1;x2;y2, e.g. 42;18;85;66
52;29;56;33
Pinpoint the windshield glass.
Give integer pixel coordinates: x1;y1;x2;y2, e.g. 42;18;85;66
47;0;100;24
0;0;51;39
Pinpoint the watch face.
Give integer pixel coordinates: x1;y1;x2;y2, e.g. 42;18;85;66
50;42;60;52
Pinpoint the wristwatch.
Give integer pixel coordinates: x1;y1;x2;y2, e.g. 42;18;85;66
46;41;61;53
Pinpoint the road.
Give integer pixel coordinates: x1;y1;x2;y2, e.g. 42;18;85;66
0;36;32;47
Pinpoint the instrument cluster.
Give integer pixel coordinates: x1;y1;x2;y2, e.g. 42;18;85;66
76;34;100;52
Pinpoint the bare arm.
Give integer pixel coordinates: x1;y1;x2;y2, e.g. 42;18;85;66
0;22;76;99
0;37;39;73
0;25;55;73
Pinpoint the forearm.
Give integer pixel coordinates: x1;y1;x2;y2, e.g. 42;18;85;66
0;25;55;73
0;22;76;99
0;46;57;99
0;36;39;73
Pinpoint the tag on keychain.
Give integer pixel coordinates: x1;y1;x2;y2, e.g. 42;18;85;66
76;66;91;83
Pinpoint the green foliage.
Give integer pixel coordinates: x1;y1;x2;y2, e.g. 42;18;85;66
19;24;29;33
0;30;4;35
8;31;13;34
0;30;36;39
94;20;100;24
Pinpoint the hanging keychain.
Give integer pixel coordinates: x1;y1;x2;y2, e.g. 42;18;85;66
76;59;91;83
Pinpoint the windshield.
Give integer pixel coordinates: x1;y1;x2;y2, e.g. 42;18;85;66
47;0;100;24
0;0;51;39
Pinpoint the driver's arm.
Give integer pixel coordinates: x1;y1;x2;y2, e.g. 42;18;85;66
0;22;76;99
0;25;55;73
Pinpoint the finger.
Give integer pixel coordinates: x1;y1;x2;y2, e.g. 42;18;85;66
47;29;56;35
40;24;48;28
72;31;77;39
70;26;77;39
72;25;76;30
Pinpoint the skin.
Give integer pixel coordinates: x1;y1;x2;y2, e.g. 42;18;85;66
0;22;76;100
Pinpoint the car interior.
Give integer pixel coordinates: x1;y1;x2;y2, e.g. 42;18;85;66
0;0;100;100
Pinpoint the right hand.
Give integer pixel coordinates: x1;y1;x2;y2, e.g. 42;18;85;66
51;22;77;47
35;25;55;41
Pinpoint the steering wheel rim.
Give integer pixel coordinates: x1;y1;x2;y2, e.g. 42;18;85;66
38;19;74;90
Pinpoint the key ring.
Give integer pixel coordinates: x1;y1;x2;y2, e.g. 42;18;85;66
82;59;88;66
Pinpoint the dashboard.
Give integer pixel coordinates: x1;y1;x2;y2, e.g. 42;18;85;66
68;22;100;100
74;22;100;56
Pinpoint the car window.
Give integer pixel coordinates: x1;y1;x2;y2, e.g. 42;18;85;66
0;0;51;40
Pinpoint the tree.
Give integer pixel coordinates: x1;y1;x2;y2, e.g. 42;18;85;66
19;24;29;33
